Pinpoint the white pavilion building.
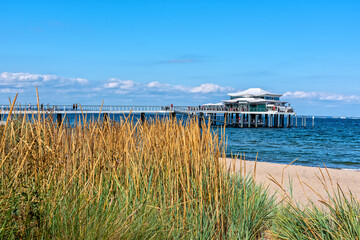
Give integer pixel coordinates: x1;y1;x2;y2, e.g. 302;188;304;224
221;88;293;112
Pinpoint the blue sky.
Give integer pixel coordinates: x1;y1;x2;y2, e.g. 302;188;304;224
0;0;359;116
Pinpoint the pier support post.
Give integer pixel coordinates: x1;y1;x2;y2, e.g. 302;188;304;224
265;114;268;127
282;115;285;127
241;114;244;128
255;115;258;128
295;115;298;127
235;113;239;125
248;114;251;128
56;113;62;126
199;112;204;127
287;115;290;127
312;116;315;127
140;112;145;123
224;113;227;126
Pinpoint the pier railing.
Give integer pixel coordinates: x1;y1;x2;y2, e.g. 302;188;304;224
0;105;167;113
173;106;293;113
0;105;294;114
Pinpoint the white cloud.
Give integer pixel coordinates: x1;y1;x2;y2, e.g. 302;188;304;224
283;91;360;102
0;88;24;93
0;72;88;88
0;71;234;104
103;78;137;94
147;81;187;92
147;81;233;94
189;83;232;94
147;81;166;88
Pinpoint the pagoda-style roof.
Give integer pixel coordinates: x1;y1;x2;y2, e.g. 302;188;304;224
228;88;282;98
223;98;287;104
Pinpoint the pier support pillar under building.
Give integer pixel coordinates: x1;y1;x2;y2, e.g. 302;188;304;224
241;114;244;128
235;113;239;125
265;114;268;127
286;115;291;127
295;116;298;127
278;115;280;127
248;114;251;128
255;115;258;128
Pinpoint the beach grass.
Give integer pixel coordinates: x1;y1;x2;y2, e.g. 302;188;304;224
0;103;274;239
1;98;360;239
269;172;360;239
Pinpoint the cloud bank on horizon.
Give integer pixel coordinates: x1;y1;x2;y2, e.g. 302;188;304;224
0;71;235;104
1;72;359;108
283;91;360;103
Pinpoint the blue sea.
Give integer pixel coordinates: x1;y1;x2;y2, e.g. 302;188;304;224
70;114;360;170
4;113;360;170
223;118;360;170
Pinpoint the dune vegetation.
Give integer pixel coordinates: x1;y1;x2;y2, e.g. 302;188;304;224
0;96;359;239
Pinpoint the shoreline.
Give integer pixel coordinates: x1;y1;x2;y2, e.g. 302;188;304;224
224;158;360;206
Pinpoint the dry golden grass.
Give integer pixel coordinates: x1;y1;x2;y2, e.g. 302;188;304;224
0;96;274;239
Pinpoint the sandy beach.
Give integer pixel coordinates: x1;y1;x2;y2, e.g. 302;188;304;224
225;158;360;206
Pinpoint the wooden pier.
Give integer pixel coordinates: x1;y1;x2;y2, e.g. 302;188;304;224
0;105;310;128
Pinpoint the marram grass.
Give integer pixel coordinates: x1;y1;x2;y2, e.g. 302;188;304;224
270;171;360;240
2;102;359;239
0;108;274;240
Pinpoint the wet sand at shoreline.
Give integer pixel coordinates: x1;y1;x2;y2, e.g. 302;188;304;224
224;158;360;206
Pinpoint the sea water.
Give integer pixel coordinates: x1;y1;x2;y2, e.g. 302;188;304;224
5;114;360;170
223;118;360;170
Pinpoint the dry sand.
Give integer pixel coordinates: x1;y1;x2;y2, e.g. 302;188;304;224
224;158;360;206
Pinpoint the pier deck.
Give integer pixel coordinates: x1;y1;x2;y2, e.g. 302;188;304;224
0;105;310;128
